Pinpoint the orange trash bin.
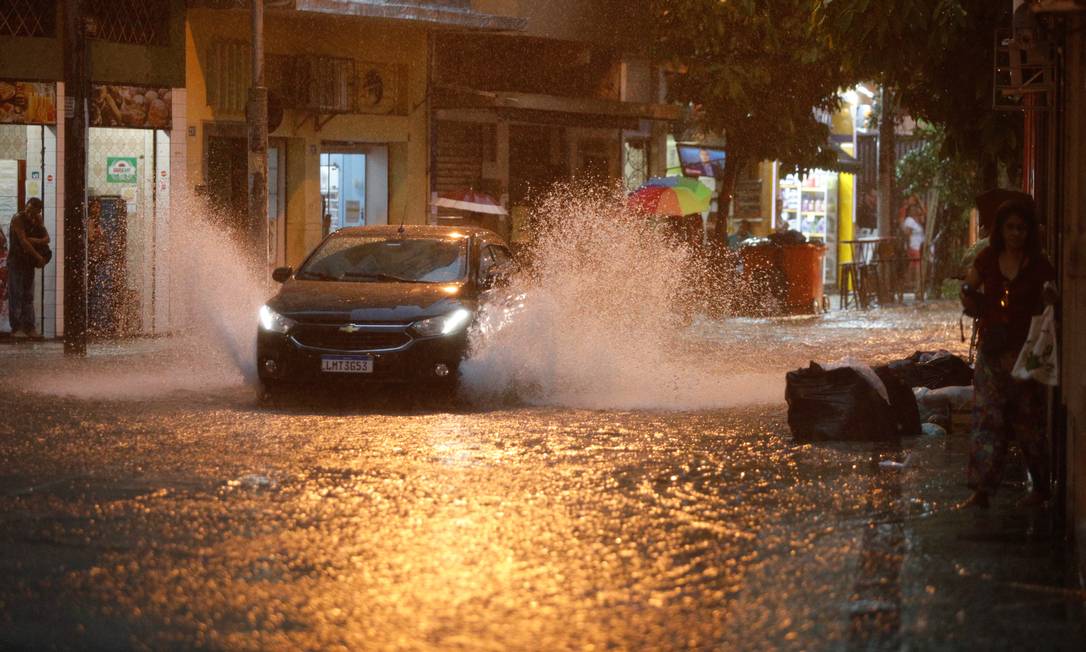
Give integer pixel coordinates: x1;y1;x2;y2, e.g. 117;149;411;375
779;243;826;314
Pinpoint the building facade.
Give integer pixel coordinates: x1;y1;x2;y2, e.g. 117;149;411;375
1;0;187;338
184;0;524;273
430;0;678;243
1014;0;1086;585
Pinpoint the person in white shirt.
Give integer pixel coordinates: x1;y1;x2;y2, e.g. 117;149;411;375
899;197;927;290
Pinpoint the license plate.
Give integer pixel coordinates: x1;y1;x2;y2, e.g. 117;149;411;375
320;355;374;374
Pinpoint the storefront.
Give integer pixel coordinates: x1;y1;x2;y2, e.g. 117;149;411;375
778;169;841;284
85;83;180;336
0;81;59;337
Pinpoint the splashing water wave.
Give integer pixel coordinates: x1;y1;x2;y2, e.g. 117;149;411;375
25;193;267;400
461;185;782;411
27;187;785;409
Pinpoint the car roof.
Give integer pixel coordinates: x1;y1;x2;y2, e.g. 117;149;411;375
331;224;505;243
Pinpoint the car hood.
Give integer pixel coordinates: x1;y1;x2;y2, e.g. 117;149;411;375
269;280;475;322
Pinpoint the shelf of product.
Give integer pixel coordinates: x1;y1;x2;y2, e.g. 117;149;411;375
777;171;840;285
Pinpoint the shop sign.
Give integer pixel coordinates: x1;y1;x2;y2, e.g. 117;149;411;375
91;84;172;129
0;81;57;125
107;157;139;184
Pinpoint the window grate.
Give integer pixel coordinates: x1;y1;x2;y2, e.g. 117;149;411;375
0;0;56;37
86;0;170;46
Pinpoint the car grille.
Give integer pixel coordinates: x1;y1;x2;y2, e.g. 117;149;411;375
291;324;411;351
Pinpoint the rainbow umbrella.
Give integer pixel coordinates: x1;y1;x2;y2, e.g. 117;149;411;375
643;176;713;203
629;177;712;216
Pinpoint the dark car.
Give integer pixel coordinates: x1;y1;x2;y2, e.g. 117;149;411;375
257;225;515;395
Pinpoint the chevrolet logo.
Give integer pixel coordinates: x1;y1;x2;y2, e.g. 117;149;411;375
339;324;364;334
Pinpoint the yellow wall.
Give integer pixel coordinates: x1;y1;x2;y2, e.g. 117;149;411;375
185;9;430;266
838;173;855;282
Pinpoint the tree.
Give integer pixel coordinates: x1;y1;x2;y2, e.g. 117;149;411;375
897;123;978;293
816;1;1021;193
647;0;850;241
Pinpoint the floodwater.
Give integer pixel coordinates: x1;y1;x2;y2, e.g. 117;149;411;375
1;193;1082;649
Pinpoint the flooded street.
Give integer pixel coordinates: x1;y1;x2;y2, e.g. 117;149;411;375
7;303;1080;650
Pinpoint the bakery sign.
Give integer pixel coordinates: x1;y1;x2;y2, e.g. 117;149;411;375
91;84;172;129
107;157;139;184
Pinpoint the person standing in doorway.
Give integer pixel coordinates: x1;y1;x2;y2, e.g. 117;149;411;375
7;197;49;340
960;199;1056;509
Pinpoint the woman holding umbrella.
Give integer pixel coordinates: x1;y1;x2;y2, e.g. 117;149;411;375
960;197;1057;509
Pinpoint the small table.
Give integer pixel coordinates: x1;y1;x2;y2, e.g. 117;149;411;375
839;238;894;309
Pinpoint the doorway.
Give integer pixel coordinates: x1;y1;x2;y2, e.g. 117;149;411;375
205;134;287;270
320;143;389;236
0;124;58;337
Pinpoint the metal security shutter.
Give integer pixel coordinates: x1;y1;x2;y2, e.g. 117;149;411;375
434;120;482;192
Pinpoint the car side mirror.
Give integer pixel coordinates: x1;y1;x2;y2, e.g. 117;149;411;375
272;266;293;283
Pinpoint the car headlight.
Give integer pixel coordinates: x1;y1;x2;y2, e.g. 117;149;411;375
259;305;296;333
412;308;473;337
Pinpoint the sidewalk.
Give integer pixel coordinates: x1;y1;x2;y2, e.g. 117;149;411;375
879;424;1086;649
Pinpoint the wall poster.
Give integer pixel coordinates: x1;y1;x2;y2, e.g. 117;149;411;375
90;84;173;129
0;81;57;125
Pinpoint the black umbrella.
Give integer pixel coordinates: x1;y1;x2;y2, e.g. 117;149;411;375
975;188;1033;231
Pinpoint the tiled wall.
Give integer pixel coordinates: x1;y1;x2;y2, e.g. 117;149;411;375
88;126;157;332
164;87;187;334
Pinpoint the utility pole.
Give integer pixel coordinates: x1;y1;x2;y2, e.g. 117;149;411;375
248;0;269;273
62;0;88;355
876;86;895;239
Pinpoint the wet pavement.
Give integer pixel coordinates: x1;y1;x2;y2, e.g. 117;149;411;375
0;303;1082;650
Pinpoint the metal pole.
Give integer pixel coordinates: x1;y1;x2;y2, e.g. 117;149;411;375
248;0;269;274
62;0;88;355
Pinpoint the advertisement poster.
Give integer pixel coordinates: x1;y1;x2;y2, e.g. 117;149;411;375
107;157;139;184
0;81;57;125
90;84;172;129
677;144;726;178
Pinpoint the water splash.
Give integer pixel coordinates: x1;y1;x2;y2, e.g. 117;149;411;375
162;194;267;385
25;192;267;400
461;184;782;411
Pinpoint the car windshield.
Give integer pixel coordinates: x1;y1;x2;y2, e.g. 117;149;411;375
298;235;467;283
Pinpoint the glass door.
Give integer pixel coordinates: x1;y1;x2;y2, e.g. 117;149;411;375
320;151;366;233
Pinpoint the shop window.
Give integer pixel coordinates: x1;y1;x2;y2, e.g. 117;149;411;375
0;0;55;37
86;0;170;47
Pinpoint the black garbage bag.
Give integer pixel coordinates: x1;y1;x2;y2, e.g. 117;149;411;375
874;364;922;437
785;363;898;441
907;352;977;386
767;229;807;246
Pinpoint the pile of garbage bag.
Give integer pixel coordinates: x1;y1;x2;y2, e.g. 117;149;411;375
886;350;973;389
785;350;974;442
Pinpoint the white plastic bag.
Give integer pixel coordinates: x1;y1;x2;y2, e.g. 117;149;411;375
1012;305;1058;386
